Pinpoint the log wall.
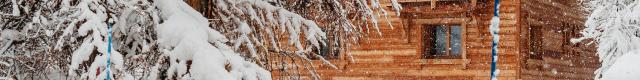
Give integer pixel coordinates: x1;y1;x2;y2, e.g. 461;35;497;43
182;0;599;79
274;0;600;80
520;0;599;80
282;0;523;79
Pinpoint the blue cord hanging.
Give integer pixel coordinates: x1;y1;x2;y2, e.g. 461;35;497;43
106;23;113;80
490;0;500;79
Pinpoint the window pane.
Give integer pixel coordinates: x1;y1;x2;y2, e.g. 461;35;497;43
424;26;437;56
435;26;448;55
450;25;462;56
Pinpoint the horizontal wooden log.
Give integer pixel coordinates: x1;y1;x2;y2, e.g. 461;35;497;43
273;69;518;77
467;55;518;63
349;49;418;56
412;18;469;25
525;59;598;74
521;69;592;80
523;1;584;25
352;43;417;50
466;62;519;70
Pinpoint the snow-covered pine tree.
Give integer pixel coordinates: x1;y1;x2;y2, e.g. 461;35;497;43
202;0;403;79
0;0;401;79
573;0;640;79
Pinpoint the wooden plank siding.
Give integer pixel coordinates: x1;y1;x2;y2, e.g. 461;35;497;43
282;0;527;79
182;0;598;80
290;0;598;79
520;0;598;80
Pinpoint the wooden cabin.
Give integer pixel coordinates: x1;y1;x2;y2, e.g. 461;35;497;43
185;0;600;79
307;0;599;79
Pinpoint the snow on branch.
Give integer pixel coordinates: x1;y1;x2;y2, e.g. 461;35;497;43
0;0;402;79
11;0;20;16
206;0;401;79
574;0;640;79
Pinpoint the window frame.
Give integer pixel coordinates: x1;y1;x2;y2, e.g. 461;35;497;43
405;18;469;60
529;25;544;60
529;23;577;61
423;24;466;59
401;17;471;69
407;18;470;69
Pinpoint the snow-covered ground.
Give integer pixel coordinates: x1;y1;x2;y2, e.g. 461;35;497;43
600;50;640;79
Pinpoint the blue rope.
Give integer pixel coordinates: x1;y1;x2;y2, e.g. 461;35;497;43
106;23;112;80
490;0;500;79
493;0;500;17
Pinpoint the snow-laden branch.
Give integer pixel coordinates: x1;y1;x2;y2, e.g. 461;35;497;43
208;0;402;78
11;0;20;16
573;0;640;79
154;0;272;79
0;0;401;79
55;0;133;79
0;30;22;54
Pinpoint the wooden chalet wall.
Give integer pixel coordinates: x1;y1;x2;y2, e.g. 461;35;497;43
183;0;599;79
306;0;599;79
519;0;600;79
331;0;522;79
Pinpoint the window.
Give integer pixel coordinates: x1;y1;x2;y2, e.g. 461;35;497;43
529;25;567;60
423;25;463;59
529;26;543;60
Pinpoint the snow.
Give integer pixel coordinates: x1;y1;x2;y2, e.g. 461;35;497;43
600;50;640;79
492;69;500;80
233;22;258;58
0;30;22;56
154;0;270;79
190;47;231;79
391;0;403;17
490;11;500;80
489;16;500;63
0;61;9;66
0;30;22;41
61;0;129;79
68;39;95;77
0;77;12;80
146;64;161;80
490;16;501;43
1;0;402;79
11;0;20;16
573;0;640;77
155;1;213;77
358;0;381;35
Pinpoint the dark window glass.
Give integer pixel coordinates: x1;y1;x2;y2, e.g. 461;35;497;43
450;25;462;55
424;25;462;58
435;26;448;55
